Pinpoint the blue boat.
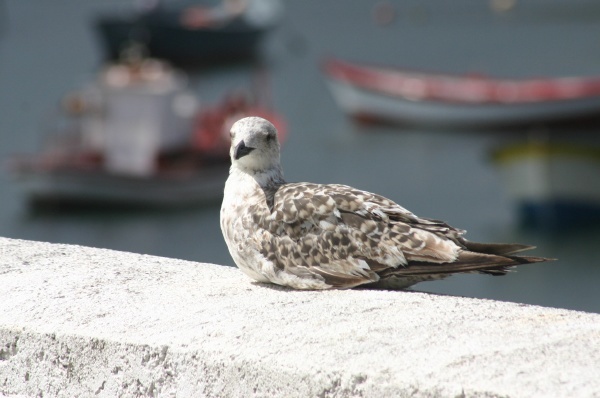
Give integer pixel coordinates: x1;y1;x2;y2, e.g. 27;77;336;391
95;0;282;65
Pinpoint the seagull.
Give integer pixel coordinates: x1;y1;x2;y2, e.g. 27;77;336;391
220;116;551;290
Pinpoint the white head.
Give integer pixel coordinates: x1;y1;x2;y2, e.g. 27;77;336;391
229;116;281;174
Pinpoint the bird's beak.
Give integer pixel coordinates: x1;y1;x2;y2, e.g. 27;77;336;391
234;140;255;160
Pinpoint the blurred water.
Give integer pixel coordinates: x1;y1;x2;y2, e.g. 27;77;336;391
1;0;600;313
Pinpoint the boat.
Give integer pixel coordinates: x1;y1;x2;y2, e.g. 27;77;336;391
492;137;600;228
7;56;286;208
323;58;600;128
95;0;282;65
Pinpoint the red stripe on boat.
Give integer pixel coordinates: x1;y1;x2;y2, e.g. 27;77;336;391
323;58;600;104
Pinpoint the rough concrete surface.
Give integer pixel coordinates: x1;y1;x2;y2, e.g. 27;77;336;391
0;237;599;397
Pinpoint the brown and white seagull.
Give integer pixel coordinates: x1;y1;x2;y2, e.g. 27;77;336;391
220;116;550;290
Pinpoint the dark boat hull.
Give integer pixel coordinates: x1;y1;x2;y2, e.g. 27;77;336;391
95;16;269;65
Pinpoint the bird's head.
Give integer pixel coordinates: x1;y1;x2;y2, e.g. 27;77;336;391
229;116;281;174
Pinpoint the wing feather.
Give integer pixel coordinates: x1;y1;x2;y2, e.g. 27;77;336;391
257;183;462;285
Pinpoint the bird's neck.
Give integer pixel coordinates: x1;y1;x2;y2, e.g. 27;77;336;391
231;163;285;190
228;164;284;212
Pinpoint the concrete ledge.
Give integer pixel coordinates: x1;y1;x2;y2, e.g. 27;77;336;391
0;237;599;397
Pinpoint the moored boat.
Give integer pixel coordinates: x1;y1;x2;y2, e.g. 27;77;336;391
323;58;600;128
95;0;282;65
492;139;600;227
7;56;286;208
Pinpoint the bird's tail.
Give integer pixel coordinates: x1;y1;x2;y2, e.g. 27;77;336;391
461;240;536;256
381;250;553;278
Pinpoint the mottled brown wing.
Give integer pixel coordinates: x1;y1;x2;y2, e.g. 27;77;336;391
253;182;466;288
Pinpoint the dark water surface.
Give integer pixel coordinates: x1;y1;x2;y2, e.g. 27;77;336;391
1;1;600;313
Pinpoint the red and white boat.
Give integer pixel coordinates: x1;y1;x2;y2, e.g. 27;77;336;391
7;57;285;208
323;58;600;128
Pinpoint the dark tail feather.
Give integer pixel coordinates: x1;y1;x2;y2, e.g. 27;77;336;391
461;240;537;255
382;251;553;278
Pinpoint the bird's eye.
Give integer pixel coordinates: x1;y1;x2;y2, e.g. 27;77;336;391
266;134;273;142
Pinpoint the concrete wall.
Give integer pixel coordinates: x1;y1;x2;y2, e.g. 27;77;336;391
0;237;599;397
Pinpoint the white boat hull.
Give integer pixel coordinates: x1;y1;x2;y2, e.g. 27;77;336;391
326;79;600;128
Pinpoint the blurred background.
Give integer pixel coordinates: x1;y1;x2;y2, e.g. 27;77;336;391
1;0;600;313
